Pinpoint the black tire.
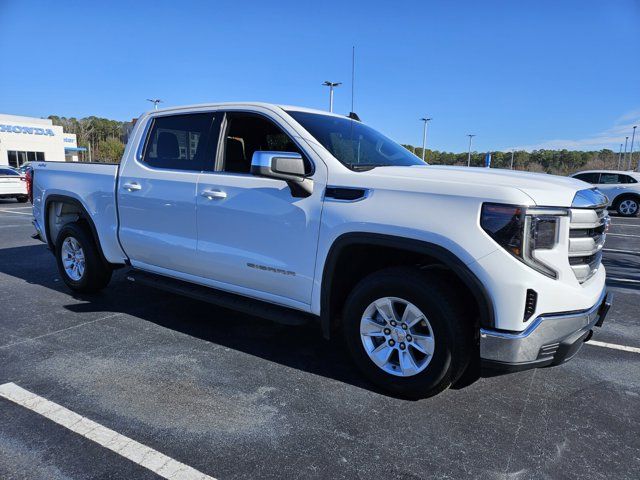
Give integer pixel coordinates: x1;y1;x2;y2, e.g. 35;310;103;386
16;196;28;203
614;195;640;217
342;267;474;399
55;222;112;293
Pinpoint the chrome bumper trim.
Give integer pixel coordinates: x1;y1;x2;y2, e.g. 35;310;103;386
480;289;610;365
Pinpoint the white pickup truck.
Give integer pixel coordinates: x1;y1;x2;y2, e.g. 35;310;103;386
28;103;612;398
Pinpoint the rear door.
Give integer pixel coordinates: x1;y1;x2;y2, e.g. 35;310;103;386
194;109;325;306
117;112;221;274
595;172;626;203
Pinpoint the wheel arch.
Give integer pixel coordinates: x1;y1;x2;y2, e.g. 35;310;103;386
612;191;640;207
320;232;495;339
44;194;112;268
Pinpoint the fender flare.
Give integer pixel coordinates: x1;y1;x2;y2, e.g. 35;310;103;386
320;232;495;337
43;194;112;268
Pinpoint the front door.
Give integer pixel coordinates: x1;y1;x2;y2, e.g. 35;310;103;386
194;111;325;307
118;111;220;274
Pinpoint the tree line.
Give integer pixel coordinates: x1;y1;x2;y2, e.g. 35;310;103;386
402;145;623;175
48;115;626;173
48;115;132;163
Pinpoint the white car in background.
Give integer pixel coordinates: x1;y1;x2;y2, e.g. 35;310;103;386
0;167;28;203
571;170;640;217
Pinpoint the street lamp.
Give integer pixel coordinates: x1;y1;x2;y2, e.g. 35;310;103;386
322;81;342;112
420;117;432;162
617;143;623;170
623;136;629;167
510;149;515;170
630;125;637;172
146;99;163;110
466;134;476;167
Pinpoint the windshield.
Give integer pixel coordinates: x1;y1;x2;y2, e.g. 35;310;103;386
287;111;424;170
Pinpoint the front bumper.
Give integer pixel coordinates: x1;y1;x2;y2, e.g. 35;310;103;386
480;289;612;371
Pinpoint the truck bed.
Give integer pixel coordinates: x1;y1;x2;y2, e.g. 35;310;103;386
31;161;127;263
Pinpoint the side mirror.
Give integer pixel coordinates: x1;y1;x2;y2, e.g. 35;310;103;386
250;151;313;197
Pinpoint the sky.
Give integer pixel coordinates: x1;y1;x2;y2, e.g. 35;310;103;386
0;0;638;153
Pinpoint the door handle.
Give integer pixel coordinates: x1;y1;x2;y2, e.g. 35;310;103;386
201;189;227;200
122;182;142;191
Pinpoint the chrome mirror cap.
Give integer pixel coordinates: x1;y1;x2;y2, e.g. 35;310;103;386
572;188;608;209
250;151;313;198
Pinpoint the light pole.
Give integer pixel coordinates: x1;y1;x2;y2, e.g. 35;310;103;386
631;125;637;171
510;149;515;170
420;117;432;162
322;81;342;112
623;136;629;167
147;99;163;110
466;134;475;167
617;143;623;170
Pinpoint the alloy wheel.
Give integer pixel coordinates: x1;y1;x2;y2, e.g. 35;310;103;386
619;199;638;216
61;237;86;281
360;297;435;377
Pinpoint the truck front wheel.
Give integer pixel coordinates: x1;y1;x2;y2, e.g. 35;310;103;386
55;223;112;293
342;267;474;399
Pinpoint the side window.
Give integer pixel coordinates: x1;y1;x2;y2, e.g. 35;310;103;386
142;113;220;171
598;173;620;184
574;173;600;184
619;174;638;184
222;113;309;174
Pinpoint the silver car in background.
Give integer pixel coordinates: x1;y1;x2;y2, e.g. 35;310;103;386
572;170;640;217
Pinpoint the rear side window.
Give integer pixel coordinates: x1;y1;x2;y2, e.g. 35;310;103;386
598;173;621;184
619;174;638;184
142;113;220;171
574;172;600;183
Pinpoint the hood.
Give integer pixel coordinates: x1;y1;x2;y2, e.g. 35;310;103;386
363;165;592;207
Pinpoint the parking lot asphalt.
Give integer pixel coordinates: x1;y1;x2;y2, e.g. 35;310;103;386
1;199;639;480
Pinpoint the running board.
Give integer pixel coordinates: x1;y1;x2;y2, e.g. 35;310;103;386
125;269;315;326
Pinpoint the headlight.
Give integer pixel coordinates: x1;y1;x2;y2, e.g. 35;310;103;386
480;203;569;279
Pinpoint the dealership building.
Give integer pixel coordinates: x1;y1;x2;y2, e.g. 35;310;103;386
0;113;86;167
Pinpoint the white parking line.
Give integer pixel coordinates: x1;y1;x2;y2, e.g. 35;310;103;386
587;340;640;354
603;248;640;255
611;223;640;228
607;277;640;284
607;233;640;238
0;209;32;216
607;277;640;285
0;382;215;480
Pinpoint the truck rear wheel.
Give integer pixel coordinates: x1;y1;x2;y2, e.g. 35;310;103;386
342;267;473;399
55;222;112;293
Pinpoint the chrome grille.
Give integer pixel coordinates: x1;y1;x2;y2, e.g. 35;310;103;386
568;207;608;283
